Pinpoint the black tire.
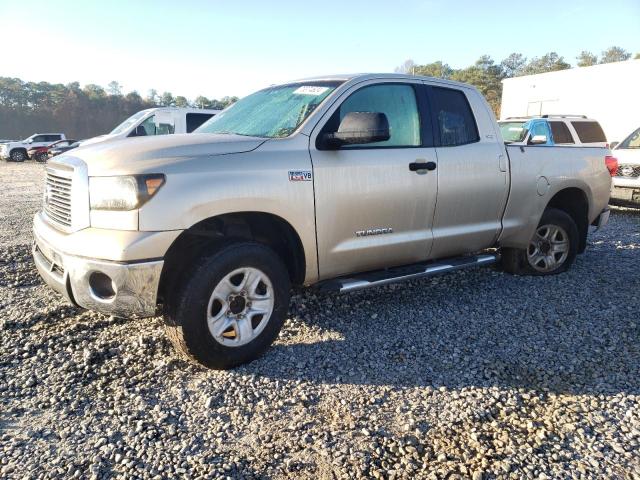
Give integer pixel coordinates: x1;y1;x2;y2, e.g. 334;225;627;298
10;149;26;162
501;208;578;276
35;152;48;163
163;241;291;369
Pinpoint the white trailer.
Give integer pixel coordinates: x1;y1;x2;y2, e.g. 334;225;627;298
500;60;640;143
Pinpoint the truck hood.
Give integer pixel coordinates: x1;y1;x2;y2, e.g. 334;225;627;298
63;133;268;176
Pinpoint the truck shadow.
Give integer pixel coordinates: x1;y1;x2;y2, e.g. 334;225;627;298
249;213;640;396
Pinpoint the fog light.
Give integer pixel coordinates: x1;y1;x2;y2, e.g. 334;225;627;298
89;271;116;300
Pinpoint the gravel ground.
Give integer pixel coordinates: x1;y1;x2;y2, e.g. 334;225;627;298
1;161;639;480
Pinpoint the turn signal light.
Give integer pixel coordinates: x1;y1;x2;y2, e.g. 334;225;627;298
605;155;618;177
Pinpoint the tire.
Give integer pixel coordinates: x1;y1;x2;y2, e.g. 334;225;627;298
10;149;26;162
501;208;578;276
163;241;291;369
35;152;48;163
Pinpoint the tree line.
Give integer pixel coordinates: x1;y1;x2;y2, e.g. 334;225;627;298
395;46;638;115
0;79;238;140
1;46;637;139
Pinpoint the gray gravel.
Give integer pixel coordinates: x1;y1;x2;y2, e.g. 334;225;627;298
1;161;639;479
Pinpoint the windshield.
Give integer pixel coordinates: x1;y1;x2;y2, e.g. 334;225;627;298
110;110;151;135
195;81;342;138
619;127;640;149
499;121;529;143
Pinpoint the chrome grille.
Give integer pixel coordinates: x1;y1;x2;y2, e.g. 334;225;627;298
615;164;640;178
44;169;73;227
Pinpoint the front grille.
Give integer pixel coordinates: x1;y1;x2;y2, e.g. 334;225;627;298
615;164;640;178
44;169;73;227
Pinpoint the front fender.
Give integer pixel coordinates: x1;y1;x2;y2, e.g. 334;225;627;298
138;141;318;283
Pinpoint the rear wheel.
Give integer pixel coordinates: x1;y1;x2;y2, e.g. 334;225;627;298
502;208;578;275
163;241;291;369
10;149;26;162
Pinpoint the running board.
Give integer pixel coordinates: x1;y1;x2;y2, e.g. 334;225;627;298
316;253;498;293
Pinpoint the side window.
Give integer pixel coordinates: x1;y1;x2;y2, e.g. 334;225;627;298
571;121;606;143
32;135;46;142
138;116;158;136
529;121;550;141
332;84;421;148
51;135;62;141
186;113;214;133
549;122;574;144
430;87;479;147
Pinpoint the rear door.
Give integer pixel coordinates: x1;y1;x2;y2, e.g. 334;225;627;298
426;84;509;258
309;79;438;279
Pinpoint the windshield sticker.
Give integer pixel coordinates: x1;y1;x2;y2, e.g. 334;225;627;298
293;86;329;96
288;170;312;181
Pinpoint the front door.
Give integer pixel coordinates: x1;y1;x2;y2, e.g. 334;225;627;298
309;80;438;280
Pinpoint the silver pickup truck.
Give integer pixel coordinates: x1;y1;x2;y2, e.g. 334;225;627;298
33;74;612;369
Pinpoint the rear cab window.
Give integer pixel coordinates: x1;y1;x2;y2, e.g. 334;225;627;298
571;121;606;144
429;87;479;146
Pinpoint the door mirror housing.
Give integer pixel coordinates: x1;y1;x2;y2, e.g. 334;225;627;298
321;112;390;149
610;141;619;149
529;134;548;145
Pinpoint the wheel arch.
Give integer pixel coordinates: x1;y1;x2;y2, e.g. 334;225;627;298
543;187;590;253
158;211;307;305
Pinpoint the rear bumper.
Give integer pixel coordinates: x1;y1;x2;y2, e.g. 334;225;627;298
610;186;640;205
33;226;164;318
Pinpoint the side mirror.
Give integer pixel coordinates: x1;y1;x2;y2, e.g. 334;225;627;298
529;134;548;145
610;141;619;149
133;125;147;136
321;112;390;149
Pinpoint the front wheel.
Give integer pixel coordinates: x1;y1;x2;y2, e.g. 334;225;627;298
35;152;48;162
502;208;578;275
163;241;291;369
10;150;26;162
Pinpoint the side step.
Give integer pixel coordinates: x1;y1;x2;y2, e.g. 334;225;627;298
316;253;499;293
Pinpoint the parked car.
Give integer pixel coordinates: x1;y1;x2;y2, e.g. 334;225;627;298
610;126;640;205
33;73;612;370
0;133;66;161
79;108;220;147
498;115;608;147
27;139;78;162
48;139;80;158
27;145;51;162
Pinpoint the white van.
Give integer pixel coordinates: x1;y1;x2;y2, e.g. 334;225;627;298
80;107;220;147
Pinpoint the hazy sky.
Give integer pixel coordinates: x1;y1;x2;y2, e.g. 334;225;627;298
1;0;638;100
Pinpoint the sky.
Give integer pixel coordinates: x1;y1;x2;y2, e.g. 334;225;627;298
0;0;638;100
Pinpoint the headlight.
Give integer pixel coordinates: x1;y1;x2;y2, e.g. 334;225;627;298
89;174;165;211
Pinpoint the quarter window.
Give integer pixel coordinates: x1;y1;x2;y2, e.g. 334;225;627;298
549;121;574;144
431;87;479;147
332;84;421;148
571;121;606;143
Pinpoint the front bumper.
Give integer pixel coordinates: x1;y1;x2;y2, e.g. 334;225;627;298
33;228;164;318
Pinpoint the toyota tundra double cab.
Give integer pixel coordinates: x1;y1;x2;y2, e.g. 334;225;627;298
32;74;612;369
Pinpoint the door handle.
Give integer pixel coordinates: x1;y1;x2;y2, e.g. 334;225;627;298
409;161;436;172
